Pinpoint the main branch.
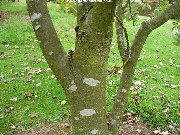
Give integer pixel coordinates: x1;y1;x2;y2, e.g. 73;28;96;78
26;0;73;99
110;1;180;134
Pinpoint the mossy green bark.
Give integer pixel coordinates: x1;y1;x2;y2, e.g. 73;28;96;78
72;2;116;134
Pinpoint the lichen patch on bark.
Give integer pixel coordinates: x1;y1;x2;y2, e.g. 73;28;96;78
35;25;41;30
68;80;77;92
90;128;99;134
31;13;42;22
122;89;127;93
48;51;53;55
74;117;79;120
83;78;100;86
80;109;96;116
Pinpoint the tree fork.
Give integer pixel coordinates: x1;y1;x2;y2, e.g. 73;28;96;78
26;0;180;134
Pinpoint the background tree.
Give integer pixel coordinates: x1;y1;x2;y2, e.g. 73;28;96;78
173;20;180;46
26;0;180;134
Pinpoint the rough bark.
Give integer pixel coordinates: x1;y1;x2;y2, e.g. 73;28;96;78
72;2;116;134
26;0;75;104
27;0;116;134
115;0;126;60
110;1;180;134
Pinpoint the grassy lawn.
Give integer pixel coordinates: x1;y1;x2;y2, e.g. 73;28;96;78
0;2;180;134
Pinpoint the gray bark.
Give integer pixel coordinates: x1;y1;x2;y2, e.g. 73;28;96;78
72;2;116;134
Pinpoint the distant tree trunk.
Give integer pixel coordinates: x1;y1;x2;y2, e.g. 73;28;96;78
26;0;180;134
9;0;19;2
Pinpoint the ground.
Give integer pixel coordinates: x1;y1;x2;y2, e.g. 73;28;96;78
2;113;172;135
8;114;153;135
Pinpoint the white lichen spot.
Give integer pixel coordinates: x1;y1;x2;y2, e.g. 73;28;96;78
68;80;77;92
60;55;67;67
79;128;84;132
80;109;96;116
83;78;100;86
122;89;127;93
85;14;92;25
115;115;120;119
35;25;41;30
49;51;53;55
74;117;79;120
119;35;124;44
111;119;116;125
31;13;42;22
91;129;99;134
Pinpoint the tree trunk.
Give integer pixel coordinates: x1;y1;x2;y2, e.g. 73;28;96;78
27;0;116;134
71;2;116;134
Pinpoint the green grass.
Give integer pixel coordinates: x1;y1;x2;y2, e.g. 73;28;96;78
0;2;180;134
0;1;27;14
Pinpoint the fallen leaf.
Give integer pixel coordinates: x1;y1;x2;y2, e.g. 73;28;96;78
159;62;163;66
24;67;30;71
161;131;169;135
0;114;4;119
136;129;141;133
176;65;180;68
23;92;32;98
0;52;5;59
170;84;179;89
30;112;38;118
10;125;16;129
36;83;41;87
0;74;5;79
153;129;160;134
10;97;17;102
9;107;14;110
61;100;67;105
134;81;142;86
15;46;20;49
163;108;170;113
5;44;12;49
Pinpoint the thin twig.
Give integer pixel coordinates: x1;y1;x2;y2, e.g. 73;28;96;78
128;0;135;26
114;11;130;50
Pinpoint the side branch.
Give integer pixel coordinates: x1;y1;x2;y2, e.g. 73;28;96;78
128;0;135;26
115;11;130;51
148;1;180;31
122;0;129;11
130;0;180;61
115;0;126;61
26;0;72;94
110;1;180;134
